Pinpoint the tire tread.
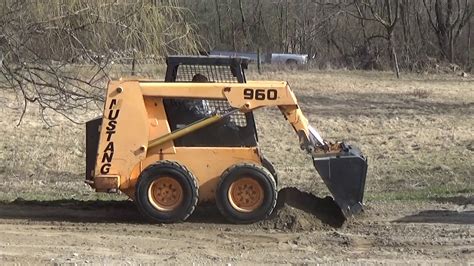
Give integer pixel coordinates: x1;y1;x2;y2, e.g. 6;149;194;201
216;163;277;224
135;160;198;223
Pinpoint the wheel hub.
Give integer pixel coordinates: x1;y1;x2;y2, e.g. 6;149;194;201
228;177;264;213
148;177;183;212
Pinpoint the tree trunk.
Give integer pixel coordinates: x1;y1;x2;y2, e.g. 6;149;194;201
468;14;472;69
227;0;236;50
400;0;411;68
214;0;223;43
238;0;247;42
278;1;284;51
285;0;289;53
416;10;428;55
390;35;401;78
385;0;401;78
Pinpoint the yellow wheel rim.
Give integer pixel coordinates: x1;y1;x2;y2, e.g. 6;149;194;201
228;177;264;213
148;177;183;212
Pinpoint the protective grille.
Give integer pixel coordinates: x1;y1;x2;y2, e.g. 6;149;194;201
176;64;247;127
176;64;239;83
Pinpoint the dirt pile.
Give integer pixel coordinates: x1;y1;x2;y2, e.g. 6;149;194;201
257;187;345;231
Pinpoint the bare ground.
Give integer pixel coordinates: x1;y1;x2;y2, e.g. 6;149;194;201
0;70;473;264
0;196;472;264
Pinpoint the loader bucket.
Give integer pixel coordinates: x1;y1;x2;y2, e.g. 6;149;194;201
313;144;368;217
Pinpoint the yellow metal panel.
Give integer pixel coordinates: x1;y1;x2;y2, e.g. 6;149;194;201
140;82;227;99
223;82;298;110
94;80;149;190
130;147;262;202
143;97;176;154
139;81;289;102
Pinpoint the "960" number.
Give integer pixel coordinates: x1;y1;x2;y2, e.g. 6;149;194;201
243;89;278;100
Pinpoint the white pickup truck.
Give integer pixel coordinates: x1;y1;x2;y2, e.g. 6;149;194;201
209;51;309;65
268;53;308;65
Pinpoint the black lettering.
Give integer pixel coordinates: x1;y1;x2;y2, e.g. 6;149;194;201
101;152;113;163
99;100;120;175
106;130;116;141
108;109;120;120
100;163;111;174
255;89;265;100
104;142;114;153
109;99;118;109
267;89;278;100
243;89;253;99
106;120;117;131
243;89;278;100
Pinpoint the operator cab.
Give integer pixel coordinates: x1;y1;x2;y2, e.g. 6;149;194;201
163;56;258;147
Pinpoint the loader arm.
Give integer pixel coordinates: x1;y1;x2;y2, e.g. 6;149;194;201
141;80;337;154
220;81;340;155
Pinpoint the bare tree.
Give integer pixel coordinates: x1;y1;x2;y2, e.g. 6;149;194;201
423;0;472;62
350;0;401;77
0;0;200;124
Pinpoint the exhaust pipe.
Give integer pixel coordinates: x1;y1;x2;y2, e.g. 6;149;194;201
312;143;368;217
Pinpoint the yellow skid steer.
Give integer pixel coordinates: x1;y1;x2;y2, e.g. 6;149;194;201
85;56;367;223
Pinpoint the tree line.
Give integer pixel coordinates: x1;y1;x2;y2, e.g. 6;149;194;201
0;0;471;122
0;0;199;122
181;0;473;75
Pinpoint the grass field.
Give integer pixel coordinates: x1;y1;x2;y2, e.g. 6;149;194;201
251;70;474;203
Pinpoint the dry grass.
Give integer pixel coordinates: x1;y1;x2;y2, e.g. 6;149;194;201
250;69;473;200
410;88;431;99
0;69;472;202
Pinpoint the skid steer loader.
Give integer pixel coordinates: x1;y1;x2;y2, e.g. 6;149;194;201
85;56;367;223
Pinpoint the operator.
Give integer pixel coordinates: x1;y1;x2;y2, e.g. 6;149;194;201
165;73;240;146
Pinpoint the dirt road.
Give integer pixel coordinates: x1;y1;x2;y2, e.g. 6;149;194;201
0;193;472;264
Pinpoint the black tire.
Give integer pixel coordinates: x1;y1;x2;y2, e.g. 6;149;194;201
135;160;198;223
216;163;277;224
286;59;298;65
261;156;278;186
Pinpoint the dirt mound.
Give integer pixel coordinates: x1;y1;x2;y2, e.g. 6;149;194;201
257;187;345;231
